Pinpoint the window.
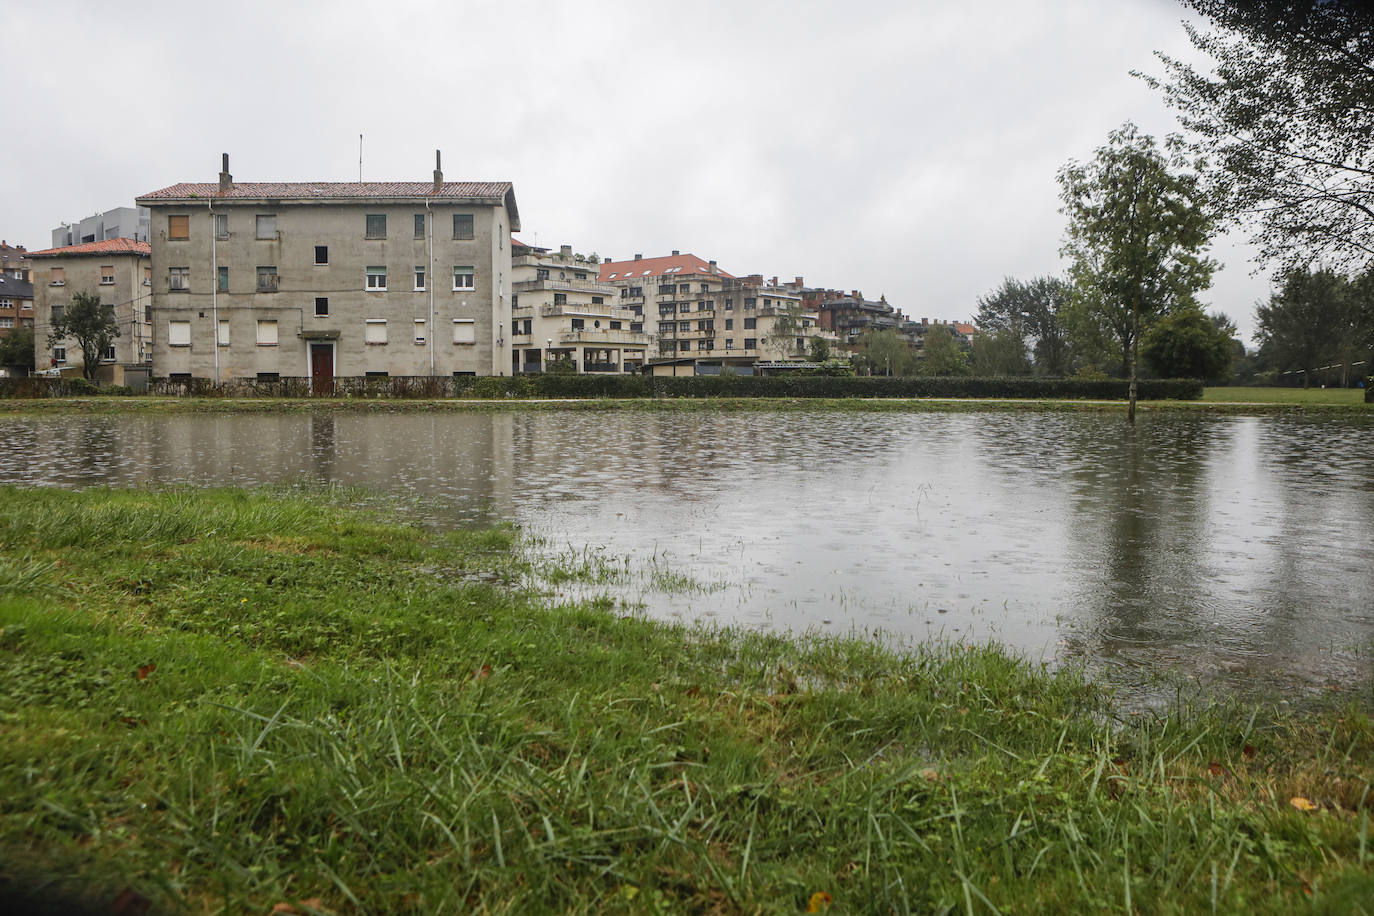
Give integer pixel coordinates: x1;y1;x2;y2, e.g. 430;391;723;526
658;284;675;295
100;265;115;285
256;215;276;239
678;283;690;293
218;319;230;346
414;319;427;344
592;296;604;305
365;371;389;377
314;245;328;265
365;214;387;239
725;318;734;330
51;304;64;322
610;320;621;330
553;292;567;306
414;214;426;239
680;340;692;351
701;339;714;351
50;268;65;286
214;214;229;239
744;317;757;329
217;266;229;292
453;213;474;239
744;298;756;309
168;215;189;240
681;302;691;313
256;319;278;346
143;267;151;286
629;286;642;297
679;321;691;332
364;318;388;344
744;337;757;349
414;265;426;290
724;298;733;310
0;318;12;328
701;283;709;292
571;318;584;330
725;338;734;349
536;268;549;280
20;300;31;311
315;297;329;317
169;267;190;291
452;266;474;290
366;266;387;290
167;320;191;347
52;345;66;362
256;266;278;292
256;372;280;380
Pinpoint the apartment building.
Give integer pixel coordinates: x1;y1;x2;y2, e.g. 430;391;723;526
51;207;151;248
0;251;34;341
511;241;649;374
27;238;153;382
135;154;519;383
597;253;834;374
1;241;32;282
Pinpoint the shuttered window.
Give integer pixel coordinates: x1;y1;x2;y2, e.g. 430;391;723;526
364;319;387;344
168;320;191;346
168;215;189;240
256;319;278;346
452;319;476;344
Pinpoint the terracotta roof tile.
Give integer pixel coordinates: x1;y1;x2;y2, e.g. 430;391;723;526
27;238;152;258
599;253;733;282
136;181;513;202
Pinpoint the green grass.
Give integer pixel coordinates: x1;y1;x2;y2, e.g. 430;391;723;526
1;486;1372;914
1201;386;1368;406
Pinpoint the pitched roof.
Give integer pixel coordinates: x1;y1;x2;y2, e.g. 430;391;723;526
0;275;34;298
598;253;733;283
136;181;520;230
27;238;151;258
953;322;979;335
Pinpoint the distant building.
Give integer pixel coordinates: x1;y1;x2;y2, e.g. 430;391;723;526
51;207;151;248
27;238;153;383
511;241;649;374
0;241;32;282
0;242;35;351
135;153;519;384
598;253;835;374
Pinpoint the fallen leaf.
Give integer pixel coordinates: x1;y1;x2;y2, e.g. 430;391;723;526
685;685;701;698
135;663;156;680
1290;796;1319;811
473;664;492;681
920;768;939;783
1242;744;1256;759
808;890;833;912
1207;761;1227;777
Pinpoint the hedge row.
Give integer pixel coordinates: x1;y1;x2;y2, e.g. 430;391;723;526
96;375;1206;400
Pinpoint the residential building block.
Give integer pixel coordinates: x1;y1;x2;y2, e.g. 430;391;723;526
51;207;151;248
135;153;519;383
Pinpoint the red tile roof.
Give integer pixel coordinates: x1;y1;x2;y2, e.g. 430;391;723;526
27;238;152;258
599;253;733;283
136;181;513;202
953;322;979;335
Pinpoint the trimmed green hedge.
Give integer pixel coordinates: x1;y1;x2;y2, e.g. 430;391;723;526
2;374;1204;400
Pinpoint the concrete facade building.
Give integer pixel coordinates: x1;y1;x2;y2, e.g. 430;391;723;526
510;241;649;374
135;154;519;383
51;207;151;248
27;238;153;382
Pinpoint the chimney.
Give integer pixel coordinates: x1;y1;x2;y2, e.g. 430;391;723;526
795;276;804;287
771;276;778;287
218;153;232;192
433;150;443;192
671;249;679;256
634;253;643;260
560;244;572;258
605;256;612;263
708;259;718;274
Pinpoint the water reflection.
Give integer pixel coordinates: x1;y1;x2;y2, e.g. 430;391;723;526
2;409;1371;693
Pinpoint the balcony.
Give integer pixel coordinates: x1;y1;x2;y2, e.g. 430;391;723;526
541;303;638;320
558;329;651;345
512;277;617;295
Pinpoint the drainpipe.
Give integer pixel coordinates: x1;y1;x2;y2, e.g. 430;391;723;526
425;200;435;376
208;201;219;384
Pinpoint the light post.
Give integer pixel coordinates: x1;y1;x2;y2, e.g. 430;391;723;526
546;338;552;374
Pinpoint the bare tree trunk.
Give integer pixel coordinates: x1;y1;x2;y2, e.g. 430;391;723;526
1127;292;1139;424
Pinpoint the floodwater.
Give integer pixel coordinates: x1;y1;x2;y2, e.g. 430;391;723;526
4;409;1372;695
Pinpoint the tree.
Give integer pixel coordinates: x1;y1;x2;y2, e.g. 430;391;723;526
968;327;1032;376
0;326;37;374
808;336;831;362
1058;122;1217;421
852;329;916;376
1142;2;1374;273
1254;267;1365;386
1140;305;1236;381
917;328;971;376
49;292;118;381
975;276;1072;375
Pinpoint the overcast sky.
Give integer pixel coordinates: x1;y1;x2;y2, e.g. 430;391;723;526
5;0;1272;341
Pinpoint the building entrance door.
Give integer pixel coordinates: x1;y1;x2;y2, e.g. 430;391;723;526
310;343;334;395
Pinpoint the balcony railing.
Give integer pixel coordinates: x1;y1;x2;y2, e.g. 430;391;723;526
513;277;617;294
540;303;639;320
558;329;651;345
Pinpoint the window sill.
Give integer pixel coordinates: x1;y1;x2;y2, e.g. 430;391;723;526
256;343;278;348
168;344;191;348
365;342;388;346
99;281;115;286
365;288;388;293
453;287;475;293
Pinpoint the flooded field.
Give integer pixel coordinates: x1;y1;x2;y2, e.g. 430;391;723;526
4;408;1371;695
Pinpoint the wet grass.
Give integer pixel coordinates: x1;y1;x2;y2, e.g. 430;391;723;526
1;486;1372;914
1201;387;1368;406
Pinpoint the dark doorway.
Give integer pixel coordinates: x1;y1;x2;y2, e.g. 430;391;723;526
310;343;334;395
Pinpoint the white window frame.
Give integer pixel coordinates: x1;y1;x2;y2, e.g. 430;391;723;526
365;266;387;291
169;267;190;291
452;266;475;291
414;319;427;344
364;318;388;345
414;265;426;291
167;320;191;347
52;345;67;363
452;318;476;345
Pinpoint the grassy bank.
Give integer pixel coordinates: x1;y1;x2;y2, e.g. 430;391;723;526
1201;387;1368;406
1;487;1372;914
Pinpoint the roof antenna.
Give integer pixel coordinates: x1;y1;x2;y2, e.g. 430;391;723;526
358;133;363;182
